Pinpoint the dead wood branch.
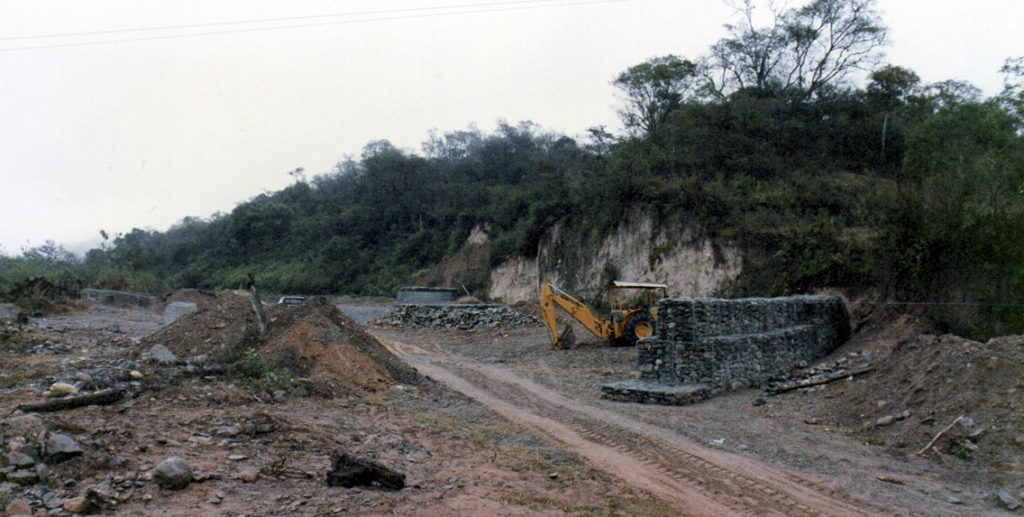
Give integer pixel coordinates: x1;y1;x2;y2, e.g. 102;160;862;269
917;414;964;456
770;366;874;394
16;388;125;413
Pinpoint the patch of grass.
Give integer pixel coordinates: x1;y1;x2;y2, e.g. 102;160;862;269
413;410;510;449
513;491;679;516
948;443;973;461
239;347;293;388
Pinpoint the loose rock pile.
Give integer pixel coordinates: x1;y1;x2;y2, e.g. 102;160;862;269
0;414;95;514
374;304;539;330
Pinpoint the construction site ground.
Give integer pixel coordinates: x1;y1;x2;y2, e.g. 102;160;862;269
1;296;1021;516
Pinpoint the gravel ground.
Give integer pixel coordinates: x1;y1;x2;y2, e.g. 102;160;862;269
370;316;1017;516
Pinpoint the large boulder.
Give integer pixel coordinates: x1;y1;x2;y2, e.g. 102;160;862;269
152;456;192;490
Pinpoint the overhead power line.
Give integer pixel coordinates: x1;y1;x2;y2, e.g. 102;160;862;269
0;0;632;52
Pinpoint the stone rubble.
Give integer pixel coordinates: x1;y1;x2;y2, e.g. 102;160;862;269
763;351;878;394
374;304;538;330
997;489;1022;511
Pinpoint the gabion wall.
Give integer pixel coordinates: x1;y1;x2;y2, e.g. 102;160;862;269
376;304;538;330
637;296;849;392
395;287;460;305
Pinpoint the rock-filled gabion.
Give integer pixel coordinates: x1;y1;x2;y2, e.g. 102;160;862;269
374;304;538;330
603;295;849;405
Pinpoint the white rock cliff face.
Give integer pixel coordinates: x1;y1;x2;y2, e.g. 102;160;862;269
489;213;742;304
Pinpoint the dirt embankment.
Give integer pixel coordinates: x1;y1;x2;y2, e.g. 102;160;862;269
804;306;1024;483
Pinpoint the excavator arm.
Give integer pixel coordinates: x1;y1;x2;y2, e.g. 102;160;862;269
540;281;611;349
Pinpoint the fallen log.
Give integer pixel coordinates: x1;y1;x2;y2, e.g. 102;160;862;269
770;366;874;394
17;388;125;413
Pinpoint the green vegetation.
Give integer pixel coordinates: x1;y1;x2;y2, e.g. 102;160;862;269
238;347;293;389
2;0;1023;339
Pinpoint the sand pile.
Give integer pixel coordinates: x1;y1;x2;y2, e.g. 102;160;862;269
260;297;421;389
142;292;420;392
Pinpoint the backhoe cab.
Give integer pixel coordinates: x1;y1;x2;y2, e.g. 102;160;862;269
540;280;668;350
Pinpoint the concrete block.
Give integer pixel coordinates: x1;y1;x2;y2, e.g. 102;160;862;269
164;302;197;325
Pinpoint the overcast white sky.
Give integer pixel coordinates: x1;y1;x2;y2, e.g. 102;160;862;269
1;0;1022;256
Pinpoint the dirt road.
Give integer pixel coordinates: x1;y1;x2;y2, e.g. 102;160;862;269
377;334;887;517
3;299;1008;515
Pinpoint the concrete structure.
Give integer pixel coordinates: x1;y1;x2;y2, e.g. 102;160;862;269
82;288;155;309
163;302;198;325
395;287;460;305
603;295;849;405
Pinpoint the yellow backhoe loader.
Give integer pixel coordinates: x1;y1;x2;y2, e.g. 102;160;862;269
540;279;668;350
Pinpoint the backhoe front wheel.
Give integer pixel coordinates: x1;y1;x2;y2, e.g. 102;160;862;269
623;312;656;346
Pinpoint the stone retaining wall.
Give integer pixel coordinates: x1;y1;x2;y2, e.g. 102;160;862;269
639;296;849;391
81;289;156;309
395;287;460;305
375;304;538;330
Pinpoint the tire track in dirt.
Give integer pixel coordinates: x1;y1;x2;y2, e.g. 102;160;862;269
379;335;887;516
409;358;731;516
466;362;888;516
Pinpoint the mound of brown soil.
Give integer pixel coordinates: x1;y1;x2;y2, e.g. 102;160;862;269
142;294;421;392
260;298;421;389
819;325;1024;480
144;291;258;360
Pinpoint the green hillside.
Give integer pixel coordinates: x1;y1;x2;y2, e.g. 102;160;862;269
4;0;1024;339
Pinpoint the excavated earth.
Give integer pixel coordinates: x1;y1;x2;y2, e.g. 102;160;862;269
0;292;1022;516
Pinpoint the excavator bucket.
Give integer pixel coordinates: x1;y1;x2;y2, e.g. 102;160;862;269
557;324;576;350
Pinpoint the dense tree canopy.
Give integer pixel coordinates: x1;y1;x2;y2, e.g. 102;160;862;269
4;1;1023;339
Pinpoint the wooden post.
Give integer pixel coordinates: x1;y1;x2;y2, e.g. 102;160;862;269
247;273;267;334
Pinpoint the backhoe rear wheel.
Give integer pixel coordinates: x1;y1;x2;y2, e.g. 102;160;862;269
624;312;656;346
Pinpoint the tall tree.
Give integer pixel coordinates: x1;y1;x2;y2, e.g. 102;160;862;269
999;56;1024;128
613;55;698;137
702;0;886;100
867;65;920;154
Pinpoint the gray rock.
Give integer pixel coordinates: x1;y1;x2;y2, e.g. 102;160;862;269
875;415;895;427
216;425;242;437
163;302;197;325
16;446;39;463
147;344;179;365
6;469;39;485
5;451;35;470
152;456;192;490
44;433;83;463
0;303;26;322
997;489;1021;511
